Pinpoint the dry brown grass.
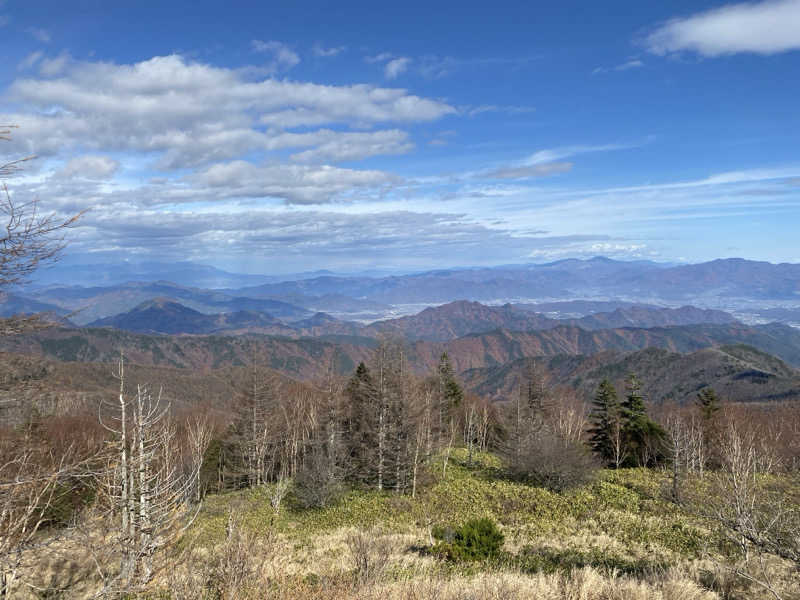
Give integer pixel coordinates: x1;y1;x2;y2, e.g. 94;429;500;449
154;567;720;600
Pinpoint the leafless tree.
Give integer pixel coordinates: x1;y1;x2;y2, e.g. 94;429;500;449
501;359;552;474
692;421;800;600
0;126;83;335
187;413;214;503
550;389;587;444
97;354;200;592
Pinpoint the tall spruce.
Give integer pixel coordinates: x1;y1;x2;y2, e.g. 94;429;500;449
345;362;378;486
696;387;722;466
696;387;721;421
621;373;666;467
437;352;463;411
588;379;622;466
434;352;463;477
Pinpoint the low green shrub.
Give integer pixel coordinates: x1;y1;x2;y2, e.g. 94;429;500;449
432;517;504;561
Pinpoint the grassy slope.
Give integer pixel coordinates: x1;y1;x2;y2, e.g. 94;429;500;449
22;450;799;599
185;452;717;595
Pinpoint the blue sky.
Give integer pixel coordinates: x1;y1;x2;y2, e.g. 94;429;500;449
1;0;799;274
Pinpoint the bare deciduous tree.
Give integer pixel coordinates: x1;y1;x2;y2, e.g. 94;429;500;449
693;421;800;600
187;413;214;503
98;354;200;592
0;126;84;335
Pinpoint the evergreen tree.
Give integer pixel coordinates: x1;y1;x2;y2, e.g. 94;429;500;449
622;373;666;467
696;387;721;421
345;362;378;485
437;352;464;410
588;379;622;465
696;387;722;466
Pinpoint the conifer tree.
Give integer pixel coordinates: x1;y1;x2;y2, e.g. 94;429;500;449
437;352;463;411
588;379;623;466
621;373;666;467
345;362;377;485
696;387;722;466
696;387;721;421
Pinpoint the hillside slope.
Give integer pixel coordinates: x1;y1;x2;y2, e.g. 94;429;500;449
462;344;800;404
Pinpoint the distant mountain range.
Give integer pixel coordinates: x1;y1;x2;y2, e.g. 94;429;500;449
366;301;738;341
225;256;800;303
77;297;742;342
9;257;800;329
89;298;299;336
4;256;798;415
15;281;312;325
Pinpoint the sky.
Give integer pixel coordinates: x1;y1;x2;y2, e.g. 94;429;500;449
1;0;799;274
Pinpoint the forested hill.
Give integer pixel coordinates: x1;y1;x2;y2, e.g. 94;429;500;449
2;320;799;382
461;344;800;405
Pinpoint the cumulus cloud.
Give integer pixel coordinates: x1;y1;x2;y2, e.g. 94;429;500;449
3;54;454;166
250;39;301;71
528;241;652;261
193;160;400;204
289;130;412;163
18;51;43;71
38;52;71;76
56;155;119;180
384;57;411;79
645;0;800;56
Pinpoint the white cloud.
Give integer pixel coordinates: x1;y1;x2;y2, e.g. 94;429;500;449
593;59;644;74
18;50;43;71
38;52;71;76
365;52;394;64
384;57;411;79
26;27;50;43
3;54;454;166
193;160;400;204
466;104;536;116
56;155;119;180
646;0;800;56
527;241;651;261
486;162;573;179
312;43;345;57
65;207;581;270
289;130;413;163
250;39;300;71
521;143;634;166
616;59;644;70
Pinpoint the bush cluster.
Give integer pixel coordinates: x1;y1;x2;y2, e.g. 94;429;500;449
432;517;504;561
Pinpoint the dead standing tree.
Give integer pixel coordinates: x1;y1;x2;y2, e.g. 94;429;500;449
98;354;199;592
